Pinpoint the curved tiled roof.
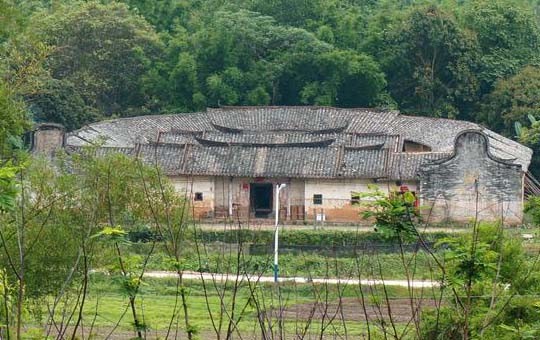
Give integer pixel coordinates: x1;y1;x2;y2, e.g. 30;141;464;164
208;106;356;132
195;131;337;147
66;106;532;177
67;112;212;147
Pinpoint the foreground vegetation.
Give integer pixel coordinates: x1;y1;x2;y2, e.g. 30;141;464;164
0;151;539;339
41;276;426;338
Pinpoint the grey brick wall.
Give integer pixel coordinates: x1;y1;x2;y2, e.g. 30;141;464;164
419;131;523;224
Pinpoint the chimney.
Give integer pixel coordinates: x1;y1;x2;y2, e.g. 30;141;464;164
31;123;66;156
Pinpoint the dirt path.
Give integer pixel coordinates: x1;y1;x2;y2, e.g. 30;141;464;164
144;270;439;288
279;297;440;323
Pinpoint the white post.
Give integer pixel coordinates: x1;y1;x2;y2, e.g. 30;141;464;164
274;183;286;283
228;177;233;217
286;180;291;220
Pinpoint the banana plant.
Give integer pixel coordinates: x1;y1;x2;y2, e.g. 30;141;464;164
515;114;540;141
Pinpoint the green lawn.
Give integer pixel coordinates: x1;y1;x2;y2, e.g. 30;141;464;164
21;227;537;339
20;230;446;338
126;242;445;281
34;275;426;339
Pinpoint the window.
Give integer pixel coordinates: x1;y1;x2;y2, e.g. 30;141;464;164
194;192;203;201
351;193;360;205
313;194;323;205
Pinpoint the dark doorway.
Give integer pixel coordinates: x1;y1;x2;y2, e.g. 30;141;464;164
250;183;273;218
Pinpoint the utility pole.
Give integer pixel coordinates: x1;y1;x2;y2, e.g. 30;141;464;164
274;183;286;283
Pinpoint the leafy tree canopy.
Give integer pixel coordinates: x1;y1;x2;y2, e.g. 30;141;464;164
145;9;387;111
482;66;540;135
461;0;540;92
368;5;479;119
13;1;163;129
0;81;28;157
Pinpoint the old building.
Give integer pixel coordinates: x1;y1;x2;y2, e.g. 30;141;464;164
36;106;533;224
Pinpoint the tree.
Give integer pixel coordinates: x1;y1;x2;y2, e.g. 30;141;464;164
156;9;335;108
369;5;479;119
0;1;33;156
511;95;540;177
21;1;163;129
167;52;202;109
244;0;325;27
461;0;540;93
0;82;28;158
26;78;98;130
363;190;538;339
524;195;540;226
0;0;25;44
424;223;535;339
119;0;188;32
0;148;191;338
481;66;540;136
300;50;387;107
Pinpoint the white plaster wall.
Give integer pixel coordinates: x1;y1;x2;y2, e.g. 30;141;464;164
425;196;523;224
303;179;418;222
304;179;420;208
288;179;305;205
212;177;304;217
305;179;362;212
169;176;423;222
214;177;228;209
303;179;369;221
170;176;215;213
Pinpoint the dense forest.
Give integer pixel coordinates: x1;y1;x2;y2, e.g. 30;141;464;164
2;0;540;166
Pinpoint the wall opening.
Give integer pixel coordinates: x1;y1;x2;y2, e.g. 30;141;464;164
402;140;432;153
350;193;360;205
250;183;273;218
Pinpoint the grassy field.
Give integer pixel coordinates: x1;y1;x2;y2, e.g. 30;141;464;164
20;274;434;339
21;227;540;339
136;247;443;280
122;228;449;281
56;275;428;339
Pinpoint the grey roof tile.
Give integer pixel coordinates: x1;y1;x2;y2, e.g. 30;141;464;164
65;106;533;176
67;113;212;147
195;131;336;147
137;143;187;174
343;134;400;151
388;152;453;180
339;148;389;178
183;146;339;178
208;107;355;132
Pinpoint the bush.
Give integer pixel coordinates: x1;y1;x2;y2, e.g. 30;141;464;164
127;225;163;243
524;196;540;226
420;306;465;340
192;229;450;247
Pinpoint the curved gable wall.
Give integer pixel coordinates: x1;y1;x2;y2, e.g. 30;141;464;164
419;131;523;223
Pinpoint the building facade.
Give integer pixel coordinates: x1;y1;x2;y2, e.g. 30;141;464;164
35;107;533;224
